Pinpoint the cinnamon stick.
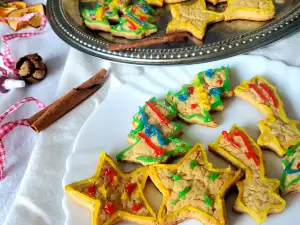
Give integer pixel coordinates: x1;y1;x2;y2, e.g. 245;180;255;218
27;68;107;133
107;32;203;51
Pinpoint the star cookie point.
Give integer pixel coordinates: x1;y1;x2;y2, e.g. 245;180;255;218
65;151;156;225
150;143;242;225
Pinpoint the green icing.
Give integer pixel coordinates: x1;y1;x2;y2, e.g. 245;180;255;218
210;95;223;109
203;193;213;206
179;110;212;123
171;186;191;205
174;85;188;97
286;142;300;156
168;172;182;181
280;171;287;193
190;160;197;168
288;175;300;187
220;66;230;93
208;172;219;181
282;160;289;167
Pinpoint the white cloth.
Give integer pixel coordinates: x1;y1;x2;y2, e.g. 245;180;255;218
2;16;300;225
0;0;69;223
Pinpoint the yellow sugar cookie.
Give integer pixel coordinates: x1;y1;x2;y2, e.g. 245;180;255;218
224;0;275;21
65;152;156;225
150;143;242;225
209;125;286;224
167;0;224;40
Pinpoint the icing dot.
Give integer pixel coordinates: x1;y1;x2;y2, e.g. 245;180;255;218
87;184;96;196
132;203;142;212
89;13;94;17
187;87;194;95
209;88;221;96
190;160;197;168
217;80;223;85
205;69;214;78
92;17;96;20
103;168;115;184
104;202;114;215
191;104;197;110
125;183;136;194
297;163;300;169
139;16;146;21
178;94;188;102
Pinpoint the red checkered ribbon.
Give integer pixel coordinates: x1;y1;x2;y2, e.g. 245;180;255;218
0;12;48;75
0;97;46;180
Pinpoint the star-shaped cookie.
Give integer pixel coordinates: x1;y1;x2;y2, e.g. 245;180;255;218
209;125;286;224
150;143;242;225
224;0;275;21
234;76;300;156
65;152;156;225
167;0;224;39
280;141;300;194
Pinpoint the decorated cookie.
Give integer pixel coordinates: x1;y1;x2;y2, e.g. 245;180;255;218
166;84;217;127
167;0;224;40
149;143;242;225
234;76;300;156
192;66;233;111
103;0;130;22
82;3;111;32
65;152;156;225
280;142;300;195
209;125;286;224
116;99;191;165
224;0;275;21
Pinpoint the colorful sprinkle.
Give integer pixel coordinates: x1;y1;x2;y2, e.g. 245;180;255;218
132;203;142;212
208;172;219;181
168;172;182;181
87;183;97;197
125;183;136;194
104;202;115;215
205;69;214;78
190;160;197;168
203;193;213;206
103;168;115;184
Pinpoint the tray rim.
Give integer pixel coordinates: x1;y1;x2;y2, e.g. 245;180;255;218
47;0;300;65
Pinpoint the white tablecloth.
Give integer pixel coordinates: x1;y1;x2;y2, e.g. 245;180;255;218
1;1;300;223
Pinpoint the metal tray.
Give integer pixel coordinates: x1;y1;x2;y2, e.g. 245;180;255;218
47;0;300;65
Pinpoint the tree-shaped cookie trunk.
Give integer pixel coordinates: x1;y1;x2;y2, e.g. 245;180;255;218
166;66;232;127
209;125;286;224
234;76;300;156
116;97;191;165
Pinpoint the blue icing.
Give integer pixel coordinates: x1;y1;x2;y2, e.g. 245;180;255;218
178;94;188;102
205;69;214;79
209;88;221;96
138;107;167;146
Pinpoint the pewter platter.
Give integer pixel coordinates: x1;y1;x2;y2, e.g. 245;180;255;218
47;0;300;65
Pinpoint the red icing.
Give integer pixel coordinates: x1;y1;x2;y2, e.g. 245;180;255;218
297;163;300;169
132;203;142;212
87;184;97;197
259;84;278;108
103;168;115;184
104;202;115;215
191;104;197;109
92;17;96;20
233;131;260;166
125;183;136;194
139;16;146;21
138;132;164;156
128;20;137;30
104;6;109;11
217;80;223;85
131;5;136;13
248;84;266;104
145;101;170;124
222;131;240;148
188;87;194;95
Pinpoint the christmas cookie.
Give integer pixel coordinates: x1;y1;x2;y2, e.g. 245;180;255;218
65;151;156;225
149;143;242;225
280;142;300;195
192;66;233;111
209;125;286;224
224;0;275;21
167;0;224;40
166;84;217;127
103;0;130;22
234;76;300;156
81;3;111;32
116;99;191;165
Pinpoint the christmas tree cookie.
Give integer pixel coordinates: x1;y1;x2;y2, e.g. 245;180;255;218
224;0;275;21
116;98;191;165
209;125;286;224
234;76;300;156
280;142;300;195
149;143;242;225
65;152;156;225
